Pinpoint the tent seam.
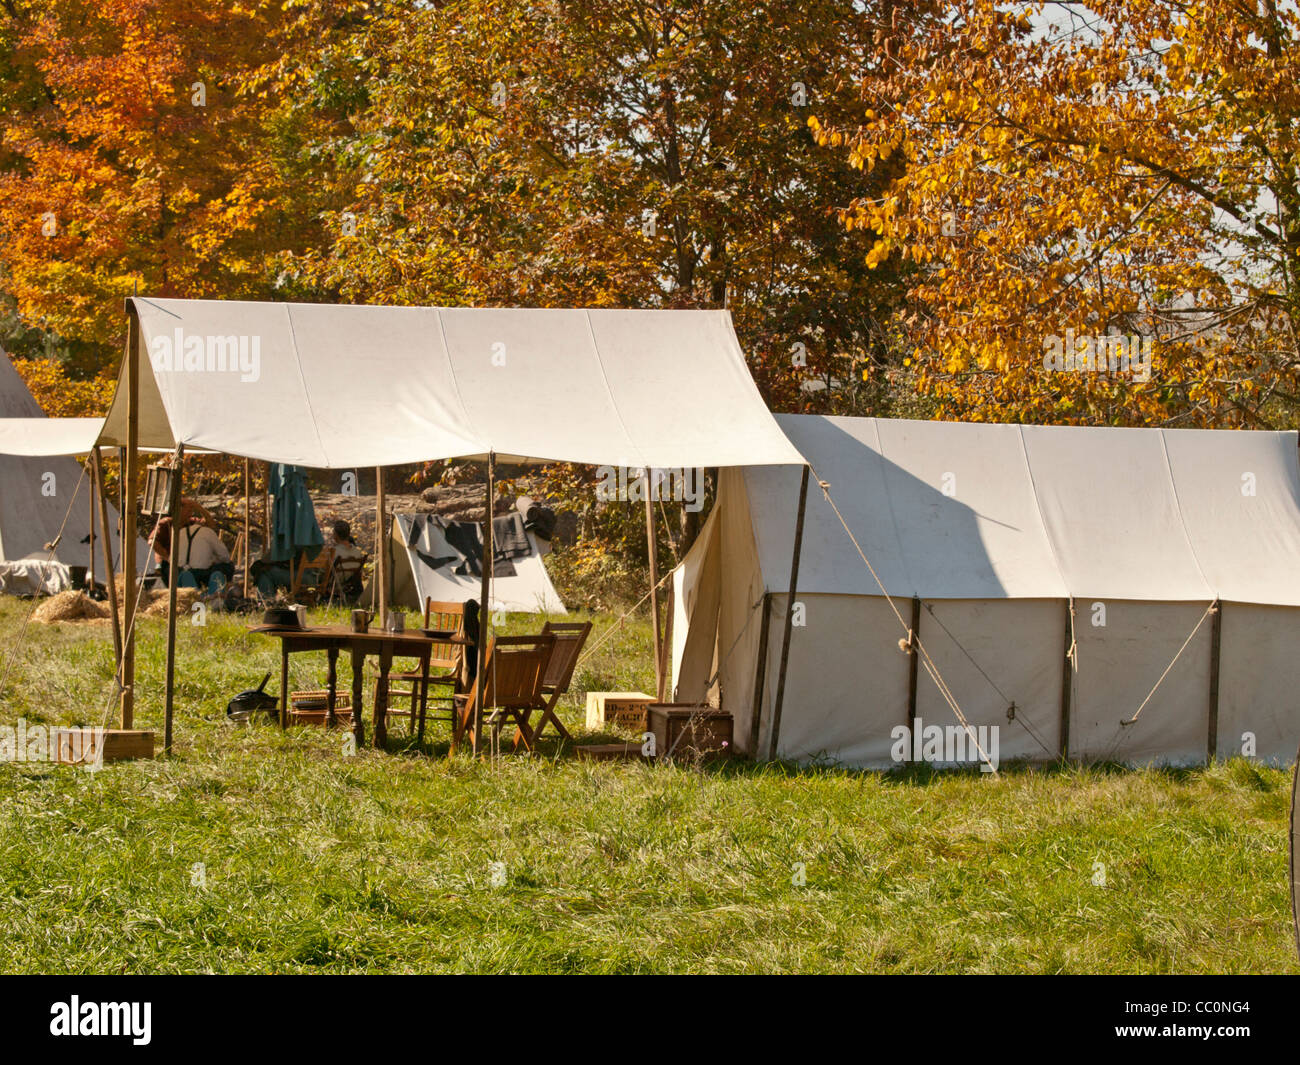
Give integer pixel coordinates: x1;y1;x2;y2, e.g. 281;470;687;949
1156;428;1216;599
583;310;645;468
1014;424;1072;597
869;418;918;598
432;310;486;457
282;305;331;467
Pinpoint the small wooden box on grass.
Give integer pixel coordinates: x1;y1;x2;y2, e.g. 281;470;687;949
575;743;649;762
585;691;656;731
53;728;154;765
647;705;733;761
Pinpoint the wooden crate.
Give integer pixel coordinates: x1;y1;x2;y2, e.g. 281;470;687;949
52;728;154;765
585;691;655;731
575;743;649;762
647;705;733;762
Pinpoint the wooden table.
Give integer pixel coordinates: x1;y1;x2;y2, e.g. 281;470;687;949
250;624;455;748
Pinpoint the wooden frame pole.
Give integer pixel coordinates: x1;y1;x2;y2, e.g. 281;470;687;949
645;476;664;701
242;457;251;595
375;466;388;624
906;595;922;761
1208;598;1222;762
767;465;810;761
163;446;185;755
749;593;773;755
93;450;122;666
1060;597;1074;761
120;307;140;731
87;459;96;587
473;452;496;757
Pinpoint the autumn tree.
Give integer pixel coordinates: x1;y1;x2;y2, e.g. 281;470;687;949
818;0;1300;427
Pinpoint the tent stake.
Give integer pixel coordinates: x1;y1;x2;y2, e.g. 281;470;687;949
645;478;663;701
749;593;773;755
767;464;810;761
473;452;495;757
93;450;123;666
163;446;185;755
906;596;922;761
120;306;140;731
1208;599;1222;762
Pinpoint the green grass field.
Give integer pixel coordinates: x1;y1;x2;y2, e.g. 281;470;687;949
0;596;1295;974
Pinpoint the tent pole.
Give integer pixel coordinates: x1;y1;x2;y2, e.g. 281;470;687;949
242;457;251;595
1059;598;1074;761
767;464;810;762
473;452;495;757
94;450;123;666
659;579;674;702
376;466;387;624
906;596;922;762
1208;598;1222;762
163;446;185;755
645;478;664;701
262;461;271;571
87;457;96;587
120;307;140;731
749;594;773;755
117;446;125;547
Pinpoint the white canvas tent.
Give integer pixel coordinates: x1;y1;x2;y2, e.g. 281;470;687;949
672;414;1300;768
0;348;136;593
380;512;566;615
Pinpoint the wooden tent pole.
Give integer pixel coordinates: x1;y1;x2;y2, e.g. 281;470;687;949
163;446;185;755
117;446;126;546
376;467;388;624
242;457;251;595
1208;598;1222;762
749;594;773;754
906;596;922;762
87;457;96;587
1060;598;1074;761
120;308;140;731
473;452;495;757
658;579;674;703
645;478;664;701
767;464;810;762
93;450;122;666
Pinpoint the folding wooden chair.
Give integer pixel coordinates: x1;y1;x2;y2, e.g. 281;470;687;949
325;552;368;605
514;620;593;749
377;598;467;741
453;633;555;754
290;545;334;604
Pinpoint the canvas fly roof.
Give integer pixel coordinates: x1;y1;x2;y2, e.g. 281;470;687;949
96;298;807;470
743;415;1300;606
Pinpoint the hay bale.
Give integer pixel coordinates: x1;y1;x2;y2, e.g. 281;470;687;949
32;591;110;624
142;587;201;618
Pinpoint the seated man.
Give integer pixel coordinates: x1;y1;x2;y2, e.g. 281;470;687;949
330;520;366;601
172;518;234;595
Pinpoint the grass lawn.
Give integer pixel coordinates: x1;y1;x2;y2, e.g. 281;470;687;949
0;595;1295;974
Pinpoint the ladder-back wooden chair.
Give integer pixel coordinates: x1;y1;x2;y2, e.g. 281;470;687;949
453;633;555;753
324;551;369;605
514;620;593;749
376;598;466;741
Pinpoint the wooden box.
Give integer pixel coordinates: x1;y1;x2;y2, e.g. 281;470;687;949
53;728;154;766
575;743;649;762
585;691;655;731
647;705;732;761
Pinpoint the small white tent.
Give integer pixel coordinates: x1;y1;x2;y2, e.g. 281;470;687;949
0;349;134;593
381;511;566;615
672;414;1300;768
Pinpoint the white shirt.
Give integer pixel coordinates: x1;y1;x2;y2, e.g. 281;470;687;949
175;525;230;569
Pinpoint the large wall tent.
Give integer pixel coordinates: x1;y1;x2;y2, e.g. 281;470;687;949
672;414;1300;768
0;348;137;593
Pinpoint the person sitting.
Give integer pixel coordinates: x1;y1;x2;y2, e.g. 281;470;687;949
330;520;366;601
169;518;234;595
254;556;294;598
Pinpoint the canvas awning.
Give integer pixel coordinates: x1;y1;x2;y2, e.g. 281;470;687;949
0;416;104;457
97;298;807;470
